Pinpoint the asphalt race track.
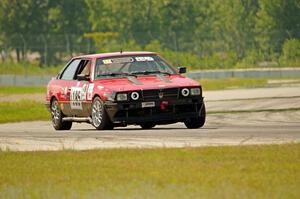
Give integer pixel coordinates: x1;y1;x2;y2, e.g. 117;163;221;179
0;86;300;151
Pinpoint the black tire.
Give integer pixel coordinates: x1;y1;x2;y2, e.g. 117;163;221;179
91;97;114;130
184;103;206;129
140;123;156;129
51;99;72;130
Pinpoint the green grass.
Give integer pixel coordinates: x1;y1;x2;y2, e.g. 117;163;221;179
0;100;49;123
0;144;299;198
199;78;269;90
0;62;60;75
0;86;46;94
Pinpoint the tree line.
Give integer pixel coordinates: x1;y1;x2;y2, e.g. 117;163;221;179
0;0;300;69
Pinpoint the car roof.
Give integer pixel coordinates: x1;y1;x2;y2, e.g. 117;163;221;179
73;51;157;59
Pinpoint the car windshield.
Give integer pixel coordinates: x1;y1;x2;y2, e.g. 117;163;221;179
95;55;177;79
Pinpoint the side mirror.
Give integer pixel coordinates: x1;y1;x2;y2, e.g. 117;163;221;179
178;66;187;74
77;74;90;81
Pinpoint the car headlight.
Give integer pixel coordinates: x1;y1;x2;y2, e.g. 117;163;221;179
181;88;190;97
131;92;139;100
191;88;201;95
116;93;127;101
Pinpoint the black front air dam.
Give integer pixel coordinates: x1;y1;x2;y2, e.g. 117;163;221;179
104;97;204;125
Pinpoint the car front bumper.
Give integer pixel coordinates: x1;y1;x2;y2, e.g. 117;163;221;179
105;96;205;125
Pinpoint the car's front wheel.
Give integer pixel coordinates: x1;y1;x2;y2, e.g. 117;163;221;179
91;97;114;130
51;99;72;130
184;103;206;129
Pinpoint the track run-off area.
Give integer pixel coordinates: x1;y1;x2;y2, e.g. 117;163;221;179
0;86;299;151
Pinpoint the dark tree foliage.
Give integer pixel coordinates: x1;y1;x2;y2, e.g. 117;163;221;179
0;0;299;68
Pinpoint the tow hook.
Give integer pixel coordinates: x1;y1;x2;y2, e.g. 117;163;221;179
160;100;169;110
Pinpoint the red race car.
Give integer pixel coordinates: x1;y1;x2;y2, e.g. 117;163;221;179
46;51;206;130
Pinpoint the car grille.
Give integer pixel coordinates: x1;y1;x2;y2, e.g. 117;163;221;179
142;88;179;100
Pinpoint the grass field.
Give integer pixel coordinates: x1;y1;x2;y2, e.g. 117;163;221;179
200;78;269;90
0;86;46;94
0;62;60;75
0;100;49;123
0;144;299;198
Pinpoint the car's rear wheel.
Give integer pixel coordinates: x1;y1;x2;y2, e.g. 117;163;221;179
51;99;72;130
140;123;156;129
184;103;206;129
91;97;114;130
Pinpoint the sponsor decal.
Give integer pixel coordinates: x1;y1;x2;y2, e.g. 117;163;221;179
103;59;112;64
135;57;154;61
87;83;94;100
103;57;134;64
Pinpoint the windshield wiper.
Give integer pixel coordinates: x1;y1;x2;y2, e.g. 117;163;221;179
97;72;136;77
131;70;171;75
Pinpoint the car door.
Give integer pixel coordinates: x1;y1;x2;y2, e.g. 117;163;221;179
69;59;92;117
56;59;82;116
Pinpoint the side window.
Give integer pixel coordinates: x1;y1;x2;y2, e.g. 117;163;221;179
60;59;81;80
77;60;91;77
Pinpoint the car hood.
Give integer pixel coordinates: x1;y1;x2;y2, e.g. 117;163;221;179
93;74;199;92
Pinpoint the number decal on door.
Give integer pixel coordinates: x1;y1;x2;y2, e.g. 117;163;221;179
70;84;87;109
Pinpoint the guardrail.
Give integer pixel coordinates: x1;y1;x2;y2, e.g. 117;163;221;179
1;68;300;86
